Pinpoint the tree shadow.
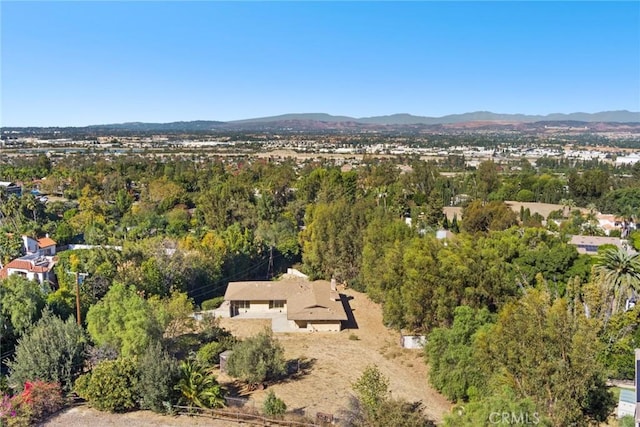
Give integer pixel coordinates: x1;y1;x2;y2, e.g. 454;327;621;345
340;294;359;330
279;357;317;383
223;380;252;398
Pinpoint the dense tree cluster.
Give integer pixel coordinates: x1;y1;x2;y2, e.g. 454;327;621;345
2;149;640;424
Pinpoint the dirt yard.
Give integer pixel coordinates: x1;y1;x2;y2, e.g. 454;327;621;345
43;405;230;427
46;287;451;426
217;286;452;424
444;201;588;221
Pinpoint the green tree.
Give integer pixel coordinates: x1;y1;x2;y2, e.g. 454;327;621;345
595;247;640;316
475;289;615;426
300;199;370;284
476;160;500;200
0;232;22;265
599;306;640;379
86;282;163;357
425;306;493;402
461;200;518;233
7;310;87;393
226;329;286;385
0;275;47;339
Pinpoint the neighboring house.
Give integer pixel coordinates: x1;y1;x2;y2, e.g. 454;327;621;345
1;253;57;286
36;236;57;255
0;181;22;197
596;213;635;237
22;235;57;256
0;235;58;286
224;277;348;332
568;235;628;255
597;214;620;236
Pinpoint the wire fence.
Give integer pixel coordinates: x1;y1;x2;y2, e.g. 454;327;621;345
171;405;329;427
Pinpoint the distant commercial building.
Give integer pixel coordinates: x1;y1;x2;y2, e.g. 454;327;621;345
616;154;640;166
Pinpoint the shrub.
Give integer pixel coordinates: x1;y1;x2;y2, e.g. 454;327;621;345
138;341;181;413
226;329;286;385
19;380;64;421
175;360;225;409
0;381;64;426
7;310;86;393
196;338;235;367
352;365;389;419
263;390;286;417
75;358;140;412
515;189;535;203
198;314;234;343
201;297;225;311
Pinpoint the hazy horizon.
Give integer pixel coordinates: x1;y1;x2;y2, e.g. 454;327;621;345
2;2;639;127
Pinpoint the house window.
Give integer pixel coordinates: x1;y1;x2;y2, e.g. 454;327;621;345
236;300;250;309
269;300;285;309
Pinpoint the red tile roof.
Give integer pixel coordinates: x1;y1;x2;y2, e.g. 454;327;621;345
5;259;51;273
37;237;57;248
0;268;7;280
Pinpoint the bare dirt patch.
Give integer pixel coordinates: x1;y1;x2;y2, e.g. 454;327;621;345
444;201;588;221
217;287;452;423
43;405;229;427
45;288;451;426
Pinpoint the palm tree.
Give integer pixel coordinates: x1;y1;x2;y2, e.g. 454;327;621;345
559;198;576;219
22;193;39;222
2;194;22;231
175;360;225;410
595;247;640;317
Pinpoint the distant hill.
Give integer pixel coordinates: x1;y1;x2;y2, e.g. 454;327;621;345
3;111;638;134
233;110;640;125
230;113;356;124
86;120;227;132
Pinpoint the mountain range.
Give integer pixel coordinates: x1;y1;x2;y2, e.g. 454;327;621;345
229;110;640;125
3;111;639;133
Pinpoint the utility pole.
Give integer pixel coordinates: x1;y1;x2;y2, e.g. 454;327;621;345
67;270;89;326
267;245;274;280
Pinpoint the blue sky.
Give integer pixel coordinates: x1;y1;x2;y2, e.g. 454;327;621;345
2;1;639;126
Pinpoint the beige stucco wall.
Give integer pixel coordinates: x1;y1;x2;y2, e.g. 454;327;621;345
247;300;287;313
294;320;341;332
249;301;271;312
309;321;342;332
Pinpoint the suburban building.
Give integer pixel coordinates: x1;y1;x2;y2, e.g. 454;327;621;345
224;277;348;332
22;235;57;256
0;235;58;286
568;235;629;255
0;181;22;197
0;253;57;286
